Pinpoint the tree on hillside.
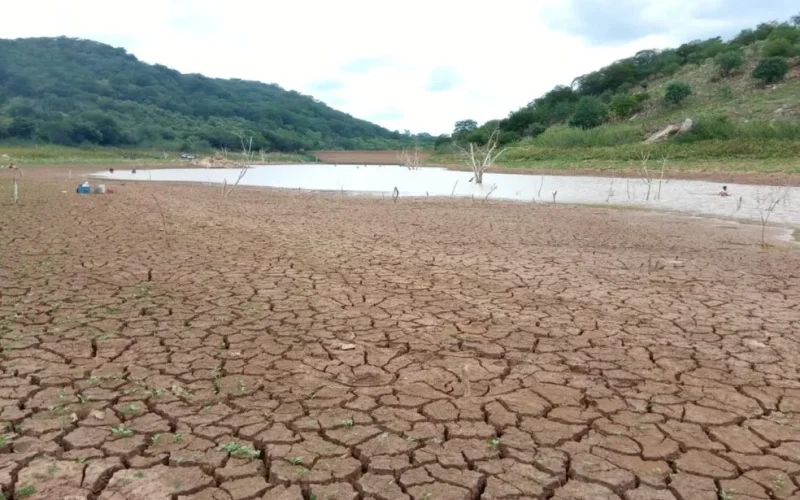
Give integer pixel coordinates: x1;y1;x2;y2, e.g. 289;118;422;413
568;96;608;129
664;82;692;106
715;50;744;76
793;12;800;27
752;57;790;84
453;119;478;136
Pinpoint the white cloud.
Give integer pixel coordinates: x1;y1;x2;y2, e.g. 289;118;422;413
2;0;774;134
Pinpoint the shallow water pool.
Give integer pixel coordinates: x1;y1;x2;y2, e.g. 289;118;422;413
93;164;800;227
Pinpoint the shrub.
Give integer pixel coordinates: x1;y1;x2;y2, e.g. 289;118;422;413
715;50;744;76
568;97;608;130
523;123;547;138
610;95;638;118
717;84;733;99
752;57;790;84
664;82;692;106
662;63;681;76
762;37;797;57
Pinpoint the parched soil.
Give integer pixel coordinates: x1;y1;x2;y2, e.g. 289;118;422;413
1;168;800;500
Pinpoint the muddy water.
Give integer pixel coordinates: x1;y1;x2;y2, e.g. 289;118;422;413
93;164;800;226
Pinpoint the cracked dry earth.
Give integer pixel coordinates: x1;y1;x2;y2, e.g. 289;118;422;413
1;169;800;500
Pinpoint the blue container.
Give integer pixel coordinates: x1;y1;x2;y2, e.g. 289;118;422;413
76;185;91;194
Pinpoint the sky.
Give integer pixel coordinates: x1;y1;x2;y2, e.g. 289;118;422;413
1;0;797;135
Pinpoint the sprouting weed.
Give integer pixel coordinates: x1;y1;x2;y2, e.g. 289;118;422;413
151;434;161;444
237;380;246;394
77;394;89;405
719;489;733;500
75;457;87;463
774;474;786;489
173;481;182;489
120;403;141;416
175;456;184;465
105;307;121;315
217;442;260;459
342;418;355;428
146;388;165;398
130;284;152;299
210;367;221;382
173;433;184;443
47;464;59;476
217;340;225;350
57;389;67;401
17;485;36;498
87;376;100;384
487;437;500;448
111;426;135;437
407;436;417;443
134;471;145;478
297;467;309;475
0;435;13;448
288;456;304;465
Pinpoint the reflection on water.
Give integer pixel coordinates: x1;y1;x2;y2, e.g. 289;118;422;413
93;164;800;226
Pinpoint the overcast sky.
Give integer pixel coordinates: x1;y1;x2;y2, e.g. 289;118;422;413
2;0;797;135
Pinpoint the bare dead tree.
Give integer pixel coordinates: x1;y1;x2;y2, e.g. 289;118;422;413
754;185;791;247
392;187;400;204
451;181;458;197
151;194;171;249
552;190;558;204
656;157;667;201
538;175;544;199
483;185;498;203
455;129;508;185
224;134;253;198
397;147;422;170
638;151;653;201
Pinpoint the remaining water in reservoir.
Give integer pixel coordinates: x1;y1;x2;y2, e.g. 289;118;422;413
93;164;800;226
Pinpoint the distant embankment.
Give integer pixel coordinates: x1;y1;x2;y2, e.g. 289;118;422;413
310;150;432;165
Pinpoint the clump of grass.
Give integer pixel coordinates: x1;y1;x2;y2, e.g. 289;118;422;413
217;442;260;459
111;426;135;437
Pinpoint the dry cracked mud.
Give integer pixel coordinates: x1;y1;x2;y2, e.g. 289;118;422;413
1;167;799;500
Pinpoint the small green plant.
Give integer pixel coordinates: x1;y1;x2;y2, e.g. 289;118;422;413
146;388;165;398
105;307;121;315
134;471;145;478
75;457;87;463
774;474;786;489
664;81;691;106
151;433;161;444
111;426;135;437
406;436;417;443
130;284;151;299
217;442;260;459
77;394;89;405
175;456;184;465
173;481;182;489
120;403;141;416
47;464;59;476
342;418;355;428
17;485;35;498
487;437;500;448
719;489;732;500
237;380;246;394
210;367;221;384
752;57;790;85
288;456;304;465
57;389;67;401
173;433;184;443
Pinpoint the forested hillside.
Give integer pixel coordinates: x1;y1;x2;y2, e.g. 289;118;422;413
0;37;420;152
438;12;800;163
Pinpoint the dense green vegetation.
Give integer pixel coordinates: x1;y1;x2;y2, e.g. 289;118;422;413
436;12;800;169
0;37;429;152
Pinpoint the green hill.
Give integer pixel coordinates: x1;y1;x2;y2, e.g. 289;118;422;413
0;37;420;153
435;15;800;174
